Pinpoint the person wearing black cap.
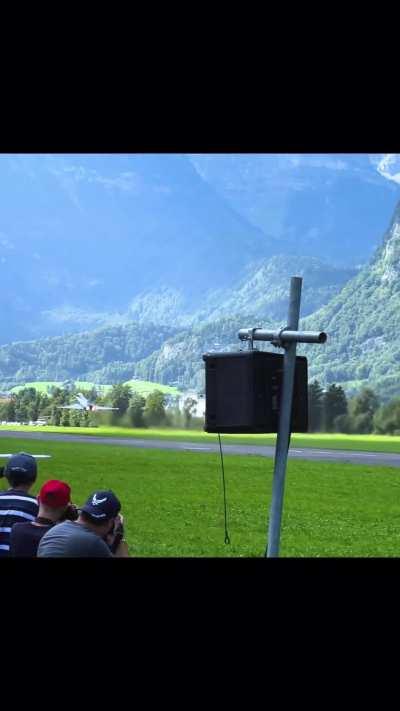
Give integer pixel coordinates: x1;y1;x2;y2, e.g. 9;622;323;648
0;452;39;557
37;489;129;557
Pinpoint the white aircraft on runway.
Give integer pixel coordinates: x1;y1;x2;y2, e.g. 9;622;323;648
57;393;119;412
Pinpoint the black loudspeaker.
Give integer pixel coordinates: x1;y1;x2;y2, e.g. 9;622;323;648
203;350;308;434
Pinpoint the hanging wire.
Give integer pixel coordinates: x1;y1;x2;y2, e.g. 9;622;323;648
218;433;231;544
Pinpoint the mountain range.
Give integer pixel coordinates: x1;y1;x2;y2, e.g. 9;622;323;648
0;154;276;342
1;153;399;342
1;153;400;399
302;199;400;400
189;154;400;265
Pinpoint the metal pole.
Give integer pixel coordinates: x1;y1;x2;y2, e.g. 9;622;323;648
266;277;302;558
238;329;327;344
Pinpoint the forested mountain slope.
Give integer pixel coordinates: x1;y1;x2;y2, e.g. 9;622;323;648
302;200;400;399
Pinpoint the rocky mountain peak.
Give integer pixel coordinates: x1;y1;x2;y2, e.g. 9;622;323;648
375;201;400;285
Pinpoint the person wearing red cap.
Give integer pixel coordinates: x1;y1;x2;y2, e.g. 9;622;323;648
37;489;129;557
9;480;75;557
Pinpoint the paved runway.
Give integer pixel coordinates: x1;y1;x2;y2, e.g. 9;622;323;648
1;429;400;467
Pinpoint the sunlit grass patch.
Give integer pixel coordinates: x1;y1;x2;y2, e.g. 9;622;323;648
1;436;400;557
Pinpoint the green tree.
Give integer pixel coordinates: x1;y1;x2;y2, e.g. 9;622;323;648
183;397;197;429
128;393;146;427
4;399;16;422
144;390;166;426
39;394;51;418
348;388;379;434
109;384;132;423
165;397;183;428
71;410;82;427
51;405;61;426
61;410;71;427
374;398;400;435
15;403;29;423
323;384;348;432
85;387;98;402
333;412;353;434
308;380;324;432
51;387;70;406
82;410;91;427
27;396;41;422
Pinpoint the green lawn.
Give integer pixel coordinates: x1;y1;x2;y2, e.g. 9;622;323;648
2;424;400;453
122;379;180;395
10;379;180;396
1;436;400;557
10;380;114;394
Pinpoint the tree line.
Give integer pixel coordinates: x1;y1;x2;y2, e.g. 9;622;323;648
308;381;400;435
0;384;200;430
0;321;178;387
3;381;400;435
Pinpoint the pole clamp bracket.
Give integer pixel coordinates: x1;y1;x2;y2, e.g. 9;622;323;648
271;326;288;348
247;327;259;350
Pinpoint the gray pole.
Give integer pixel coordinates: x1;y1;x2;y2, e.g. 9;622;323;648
266;276;302;558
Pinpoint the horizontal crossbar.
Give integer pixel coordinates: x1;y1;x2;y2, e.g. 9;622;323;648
238;328;327;344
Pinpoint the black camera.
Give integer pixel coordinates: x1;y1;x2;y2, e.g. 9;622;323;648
61;503;79;522
108;516;124;554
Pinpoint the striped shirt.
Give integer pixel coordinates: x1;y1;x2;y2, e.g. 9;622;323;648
0;489;39;557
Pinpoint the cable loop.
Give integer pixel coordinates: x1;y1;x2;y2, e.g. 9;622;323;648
218;433;230;545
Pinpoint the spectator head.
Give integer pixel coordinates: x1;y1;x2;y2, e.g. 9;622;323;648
4;452;37;490
78;490;121;536
38;479;71;522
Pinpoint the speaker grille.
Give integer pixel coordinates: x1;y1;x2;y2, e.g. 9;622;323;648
203;351;307;434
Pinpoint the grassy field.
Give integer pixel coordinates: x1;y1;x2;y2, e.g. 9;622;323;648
10;381;112;394
2;424;400;453
122;379;180;395
1;435;400;557
10;379;180;396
